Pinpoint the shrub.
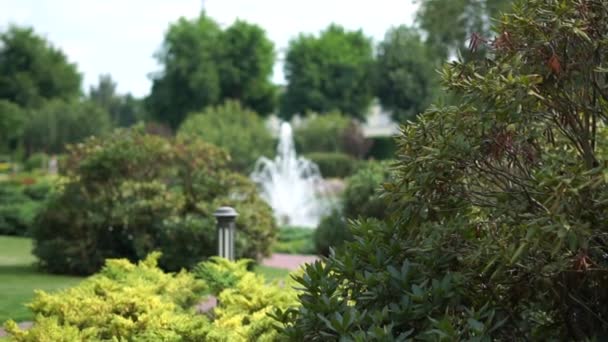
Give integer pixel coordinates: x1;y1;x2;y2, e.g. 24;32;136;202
275;1;608;339
195;257;299;341
33;128;277;275
178;101;274;173
295;112;349;154
0;178;51;236
305;152;357;178
4;253;210;341
23;152;48;171
342;160;393;220
365;136;397;160
311;161;391;255
313;211;351;256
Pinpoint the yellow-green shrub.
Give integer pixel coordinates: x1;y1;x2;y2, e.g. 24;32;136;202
4;253;209;341
5;256;301;342
195;257;299;342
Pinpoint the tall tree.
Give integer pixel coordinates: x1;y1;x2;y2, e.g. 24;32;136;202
375;26;439;122
280;25;374;120
416;0;512;61
147;14;222;129
22;100;111;154
89;74;144;127
0;26;81;108
219;20;276;116
147;13;276;129
0;100;25;151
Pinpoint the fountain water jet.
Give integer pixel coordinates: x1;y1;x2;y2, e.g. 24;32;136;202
251;122;330;228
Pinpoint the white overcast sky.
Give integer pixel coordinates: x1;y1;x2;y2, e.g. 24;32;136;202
0;0;418;97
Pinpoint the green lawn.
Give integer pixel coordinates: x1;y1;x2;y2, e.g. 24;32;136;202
0;236;82;324
253;264;291;281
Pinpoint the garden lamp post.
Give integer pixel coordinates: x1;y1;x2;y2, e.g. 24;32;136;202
214;206;238;260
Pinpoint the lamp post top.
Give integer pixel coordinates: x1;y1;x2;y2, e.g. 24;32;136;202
213;206;238;219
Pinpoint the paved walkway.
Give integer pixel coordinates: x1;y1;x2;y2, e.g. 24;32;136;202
0;253;319;337
262;253;319;271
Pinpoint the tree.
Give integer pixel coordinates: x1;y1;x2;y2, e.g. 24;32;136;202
0;100;25;151
275;0;608;339
219;20;276;116
147;13;276;129
22;100;111;154
416;0;512;61
376;26;439;122
178;101;274;172
147;14;222;129
0;26;81;108
280;25;374;120
89;74;145;127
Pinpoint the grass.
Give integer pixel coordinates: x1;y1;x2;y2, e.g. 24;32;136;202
253;264;291;281
0;235;82;324
272;226;316;255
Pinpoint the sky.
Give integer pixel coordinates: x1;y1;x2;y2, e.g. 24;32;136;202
0;0;418;97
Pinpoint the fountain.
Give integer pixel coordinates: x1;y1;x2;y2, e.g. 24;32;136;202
251;122;330;228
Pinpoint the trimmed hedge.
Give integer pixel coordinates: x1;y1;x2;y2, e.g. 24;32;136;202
305;152;357;178
366;136;397;160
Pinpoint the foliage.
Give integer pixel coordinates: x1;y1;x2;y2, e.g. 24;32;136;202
4;253;210;341
0;177;51;236
342;160;392;220
21;99;111;154
179;101;274;172
280;25;374;120
148;13;276;129
33;128;276;275
275;0;608;339
218;20;277;116
89;74;145;127
366;136;397;160
340;120;372;159
416;0;512;60
195;257;299;342
273;226;315;255
305;152;357;178
376;26;439;122
194;257;251;296
313;211;351;256
294;112;350;153
0;26;81;108
23;152;48;171
0;100;25;151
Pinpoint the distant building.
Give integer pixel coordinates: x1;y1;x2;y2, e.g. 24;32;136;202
266;100;400;138
361;102;400;138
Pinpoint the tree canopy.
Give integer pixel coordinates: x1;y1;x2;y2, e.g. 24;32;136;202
147;13;276;129
375;26;439;122
280;24;374;120
416;0;513;60
89;74;144;127
0;26;81;108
